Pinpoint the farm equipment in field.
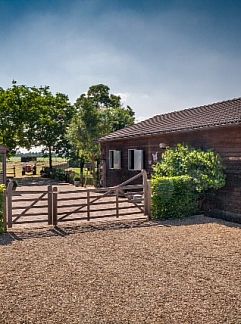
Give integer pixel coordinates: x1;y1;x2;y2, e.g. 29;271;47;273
22;164;37;175
21;156;37;176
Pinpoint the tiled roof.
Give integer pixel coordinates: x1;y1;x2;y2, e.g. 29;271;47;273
99;97;241;142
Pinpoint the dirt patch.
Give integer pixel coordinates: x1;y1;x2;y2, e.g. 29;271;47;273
1;215;241;323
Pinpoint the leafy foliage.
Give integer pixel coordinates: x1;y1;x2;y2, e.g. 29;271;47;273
153;144;225;193
33;87;75;168
0;83;40;152
68;84;135;183
151;144;226;219
0;82;74;167
0;185;5;233
151;175;197;219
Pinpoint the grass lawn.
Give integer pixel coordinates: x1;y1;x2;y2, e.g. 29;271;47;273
6;157;68;178
0;215;241;323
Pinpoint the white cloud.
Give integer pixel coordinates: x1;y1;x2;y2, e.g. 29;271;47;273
1;2;241;120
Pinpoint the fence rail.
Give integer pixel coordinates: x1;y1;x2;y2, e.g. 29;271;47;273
4;170;151;228
6;166;16;178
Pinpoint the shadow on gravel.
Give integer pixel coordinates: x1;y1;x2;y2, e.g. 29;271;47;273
0;231;23;246
1;215;241;245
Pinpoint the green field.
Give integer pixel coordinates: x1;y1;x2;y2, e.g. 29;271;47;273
7;157;68;178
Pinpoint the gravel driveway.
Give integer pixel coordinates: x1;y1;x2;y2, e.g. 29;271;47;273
1;215;241;323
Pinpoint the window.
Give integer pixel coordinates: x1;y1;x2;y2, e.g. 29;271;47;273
109;150;121;169
128;149;144;170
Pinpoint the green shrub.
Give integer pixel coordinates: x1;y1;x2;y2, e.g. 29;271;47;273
151;175;198;219
151;144;226;219
153;144;225;193
0;184;6;233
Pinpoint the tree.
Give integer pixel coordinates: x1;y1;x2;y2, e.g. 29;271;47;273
34;87;75;169
68;84;135;183
0;82;41;153
0;82;75;167
68;96;100;182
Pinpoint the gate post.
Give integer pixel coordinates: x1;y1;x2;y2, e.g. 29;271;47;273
143;170;148;216
116;188;119;218
2;189;7;232
143;171;152;220
48;185;53;225
146;180;152;220
87;190;90;221
52;186;58;226
6;181;13;228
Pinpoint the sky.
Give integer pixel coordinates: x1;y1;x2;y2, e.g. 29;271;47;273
1;0;241;121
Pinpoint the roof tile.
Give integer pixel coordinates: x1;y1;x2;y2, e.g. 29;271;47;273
99;97;241;142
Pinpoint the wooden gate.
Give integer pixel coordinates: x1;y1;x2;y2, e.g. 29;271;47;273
5;170;151;228
5;182;52;227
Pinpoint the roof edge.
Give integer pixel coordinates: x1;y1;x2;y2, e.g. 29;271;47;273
99;121;241;143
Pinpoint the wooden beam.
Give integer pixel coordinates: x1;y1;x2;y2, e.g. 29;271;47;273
52;187;58;226
48;185;53;225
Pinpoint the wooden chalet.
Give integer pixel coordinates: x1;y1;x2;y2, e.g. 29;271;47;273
99;98;241;221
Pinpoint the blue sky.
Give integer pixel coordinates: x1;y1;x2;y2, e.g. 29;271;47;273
1;0;241;120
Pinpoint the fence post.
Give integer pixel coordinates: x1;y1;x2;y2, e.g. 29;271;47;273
2;189;7;232
116;188;119;218
87;190;90;221
6;181;13;228
48;185;53;225
143;170;148;216
52;187;58;226
146;180;152;220
143;171;152;220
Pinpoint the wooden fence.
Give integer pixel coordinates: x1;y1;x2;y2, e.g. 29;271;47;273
4;170;151;228
6;166;16;178
52;162;69;170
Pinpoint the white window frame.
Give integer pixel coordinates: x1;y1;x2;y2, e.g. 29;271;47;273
109;150;121;169
128;149;144;171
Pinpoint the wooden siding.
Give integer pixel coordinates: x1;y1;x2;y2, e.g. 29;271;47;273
101;124;241;217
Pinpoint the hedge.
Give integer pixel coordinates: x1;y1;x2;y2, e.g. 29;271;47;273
0;184;5;233
153;144;225;194
151;175;198;220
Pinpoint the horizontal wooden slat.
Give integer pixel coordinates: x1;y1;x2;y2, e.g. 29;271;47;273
90;211;144;219
13;219;48;224
57;184;144;195
90;199;130;205
12;197;48;202
118;185;144;190
58;211;144;222
58;216;88;222
13;191;47;195
58;203;87;209
57;196;87;202
57;200;130;208
58;209;87;216
57;204;142;216
12;204;48;210
12;212;49;217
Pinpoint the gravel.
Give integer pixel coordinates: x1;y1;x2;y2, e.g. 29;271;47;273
0;215;241;324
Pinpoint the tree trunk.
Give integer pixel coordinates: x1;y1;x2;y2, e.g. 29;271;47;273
48;146;52;169
80;163;84;187
96;158;100;187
